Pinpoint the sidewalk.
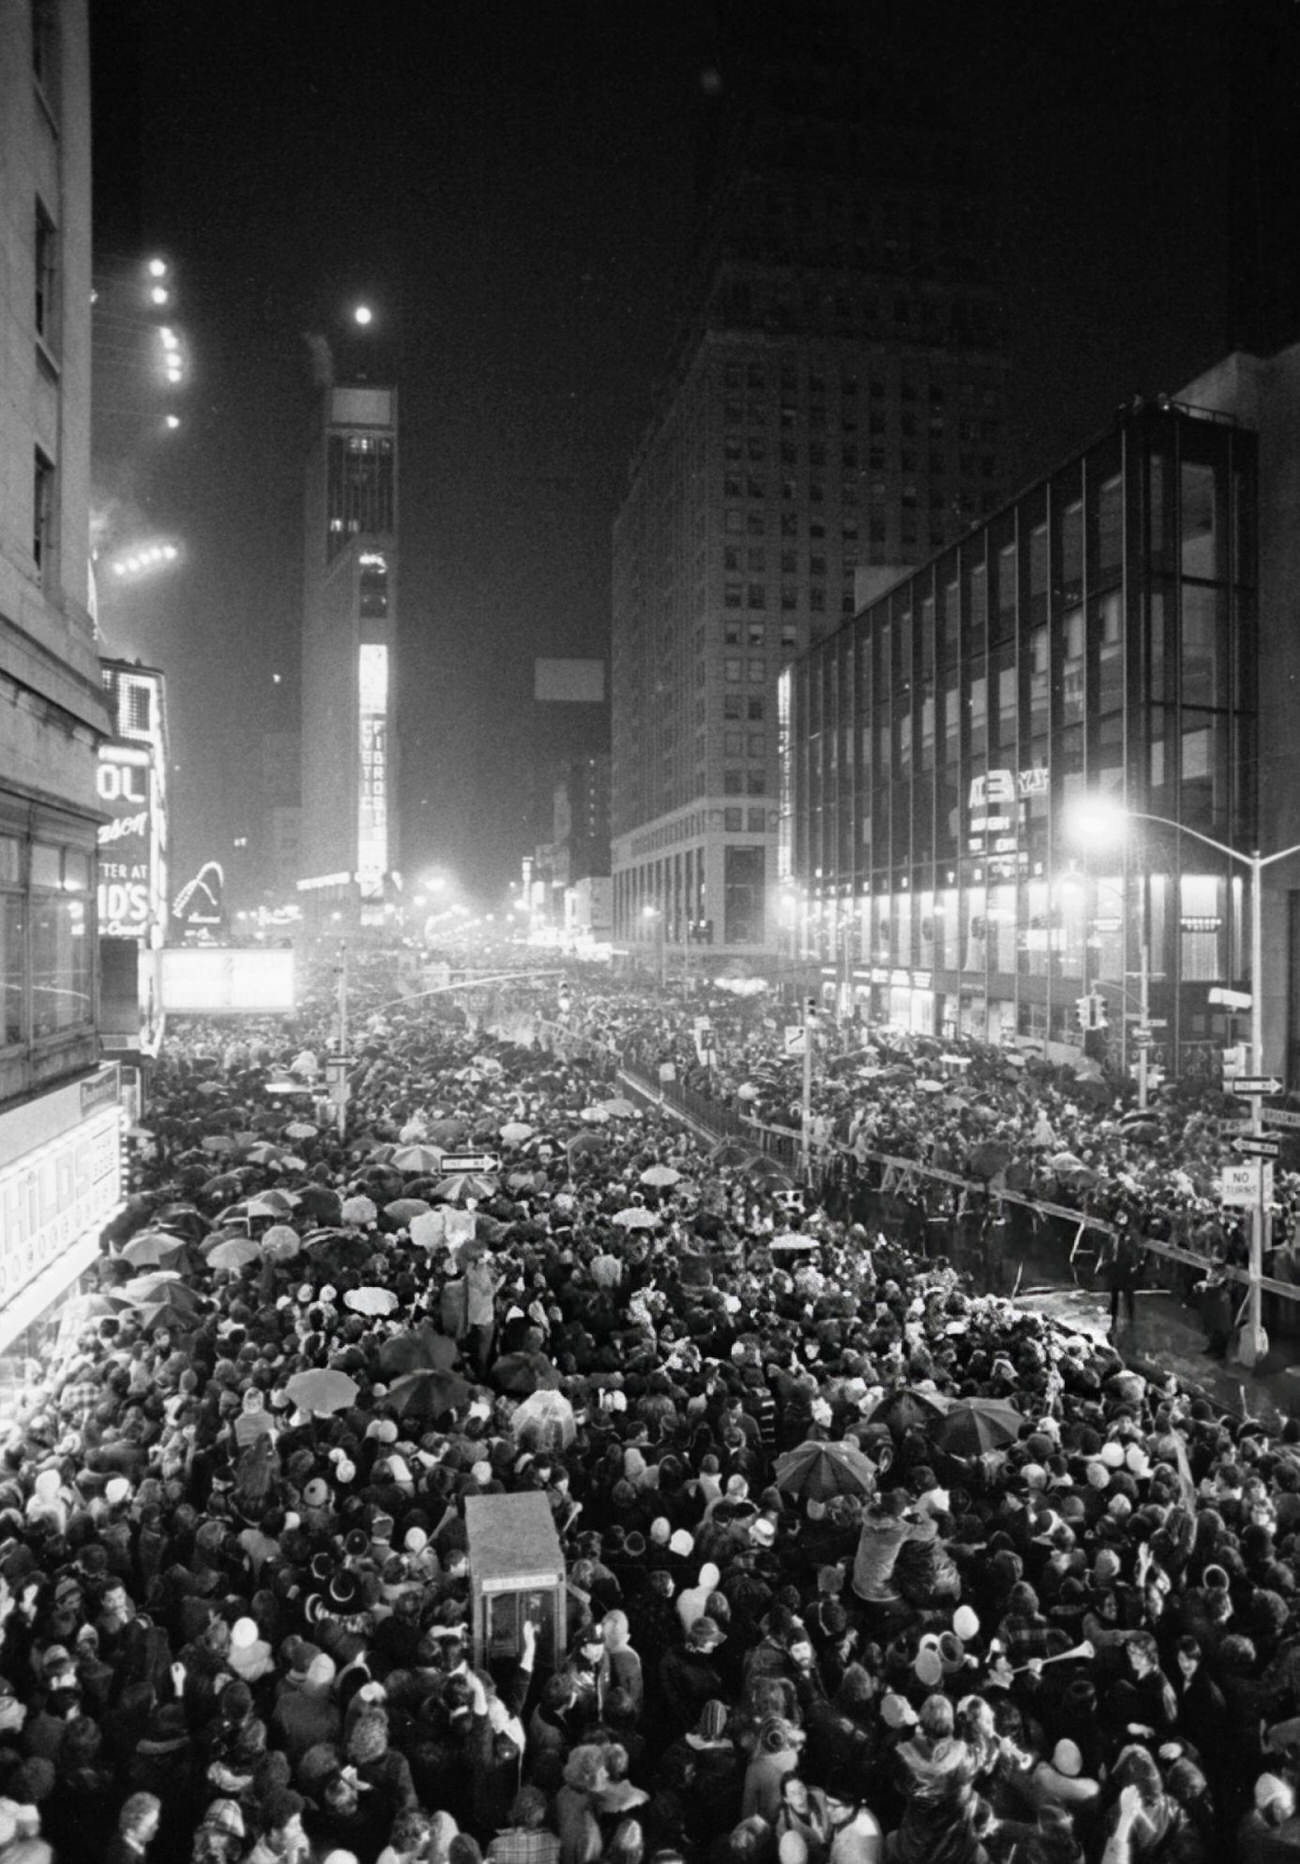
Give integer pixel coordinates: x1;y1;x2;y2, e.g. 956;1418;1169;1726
1014;1277;1300;1428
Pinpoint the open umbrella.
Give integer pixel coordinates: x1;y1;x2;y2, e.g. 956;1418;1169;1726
120;1231;188;1269
297;1184;344;1225
510;1388;577;1450
119;1271;197;1307
247;1190;298;1219
770;1231;819;1252
428;1118;469;1146
931;1397;1024;1458
640;1164;682;1187
261;1223;302;1262
206;1235;262;1271
136;1295;203;1335
344;1285;399;1317
387;1367;473;1419
499;1121;534;1145
284;1368;359;1417
492;1351;562;1395
775;1438;882;1503
611;1207;659;1230
869;1386;952;1437
378;1327;459;1377
384;1197;432;1224
283;1120;319;1140
392;1144;444;1174
711;1140;761;1168
245;1141;286;1166
579;1106;610;1125
567;1131;610;1158
744;1156;794;1187
431;1172;498;1203
597;1098;639;1119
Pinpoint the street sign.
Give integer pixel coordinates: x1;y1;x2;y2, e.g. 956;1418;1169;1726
1263;1107;1300;1130
1231;1077;1284;1097
1131;1028;1154;1049
1124;1013;1167;1025
1235;1136;1282;1160
439;1152;501;1174
1209;987;1253;1010
1221;1160;1274;1206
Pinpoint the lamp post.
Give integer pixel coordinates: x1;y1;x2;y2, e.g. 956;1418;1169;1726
1073;798;1300;1368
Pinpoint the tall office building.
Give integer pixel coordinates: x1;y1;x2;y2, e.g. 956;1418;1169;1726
298;384;400;935
0;0;123;1366
611;1;1008;963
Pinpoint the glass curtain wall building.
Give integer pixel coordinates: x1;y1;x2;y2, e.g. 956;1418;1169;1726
783;398;1257;1078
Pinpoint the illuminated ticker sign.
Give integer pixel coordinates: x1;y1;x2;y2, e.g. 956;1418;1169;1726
357;644;388;891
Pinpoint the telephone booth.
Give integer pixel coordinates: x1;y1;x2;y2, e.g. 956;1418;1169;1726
465;1490;566;1674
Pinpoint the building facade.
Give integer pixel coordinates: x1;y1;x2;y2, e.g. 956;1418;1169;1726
0;0;123;1367
785;393;1260;1082
611;4;1008;967
298;384;400;936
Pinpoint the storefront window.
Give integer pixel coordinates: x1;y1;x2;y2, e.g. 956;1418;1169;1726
2;896;22;1046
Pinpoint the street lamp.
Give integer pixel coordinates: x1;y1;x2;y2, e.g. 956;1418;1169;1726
1072;795;1300;1367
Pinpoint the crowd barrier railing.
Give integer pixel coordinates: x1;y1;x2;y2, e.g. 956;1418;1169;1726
542;1014;1300;1314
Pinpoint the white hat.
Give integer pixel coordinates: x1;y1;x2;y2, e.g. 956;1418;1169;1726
1052;1739;1084;1778
669;1529;695;1558
231;1618;260;1650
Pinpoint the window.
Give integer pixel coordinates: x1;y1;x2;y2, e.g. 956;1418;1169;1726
747;808;767;832
724;808;744;831
724;769;743;795
33;450;55;578
724;547;740;571
748;696;765;721
724;509;743;533
34;200;57;351
746;771;767;795
748;658;766;683
748;622;765;647
359;559;388;617
724;619;742;645
747;585;766;610
31;0;59;111
725;731;743;755
724;658;742;682
748;733;766;757
724;694;743;719
724;584;742;609
780;624;797;650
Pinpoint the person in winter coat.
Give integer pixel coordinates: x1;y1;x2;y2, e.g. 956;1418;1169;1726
659;1616;727;1736
741;1713;806;1823
271;1649;340;1764
556;1743;608;1864
598;1611;644;1716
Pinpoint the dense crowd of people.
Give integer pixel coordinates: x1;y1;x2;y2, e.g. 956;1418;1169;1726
4;957;1300;1863
563;987;1300;1279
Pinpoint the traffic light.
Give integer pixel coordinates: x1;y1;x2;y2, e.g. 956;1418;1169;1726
1075;992;1108;1032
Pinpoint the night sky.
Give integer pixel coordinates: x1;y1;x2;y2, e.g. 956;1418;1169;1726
88;0;1298;906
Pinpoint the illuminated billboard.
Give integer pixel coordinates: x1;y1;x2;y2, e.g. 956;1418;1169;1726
159;946;297;1015
98;663;168;948
170;860;226;945
357;642;388;889
97;744;163;940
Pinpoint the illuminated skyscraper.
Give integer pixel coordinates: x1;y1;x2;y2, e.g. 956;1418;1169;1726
298;384;400;933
